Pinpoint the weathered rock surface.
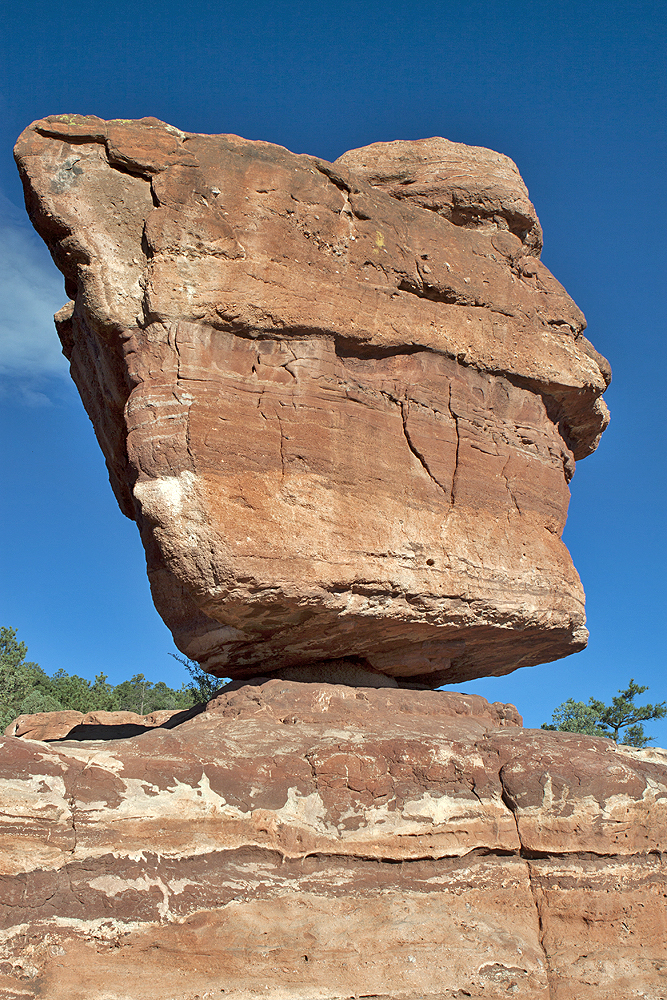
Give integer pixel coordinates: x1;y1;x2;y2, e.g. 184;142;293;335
336;136;545;253
15;116;611;683
2;706;197;742
1;681;664;999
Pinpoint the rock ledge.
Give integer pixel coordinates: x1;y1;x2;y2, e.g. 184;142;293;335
1;681;664;1000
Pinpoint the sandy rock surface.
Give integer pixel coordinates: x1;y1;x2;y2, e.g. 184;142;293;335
336;135;545;253
1;680;665;1000
3;707;190;742
14;116;610;684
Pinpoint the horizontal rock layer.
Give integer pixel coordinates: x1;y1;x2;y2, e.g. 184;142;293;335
0;681;664;999
15;116;611;681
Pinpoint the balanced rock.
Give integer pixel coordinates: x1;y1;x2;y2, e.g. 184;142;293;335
15;116;611;684
1;682;665;1000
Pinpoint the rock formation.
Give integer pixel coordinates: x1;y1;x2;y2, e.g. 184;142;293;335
1;682;665;1000
14;116;610;684
7;115;664;1000
2;705;198;742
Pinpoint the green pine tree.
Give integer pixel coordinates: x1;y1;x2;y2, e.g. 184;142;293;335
169;653;225;704
1;627;205;729
0;627;38;730
543;679;666;747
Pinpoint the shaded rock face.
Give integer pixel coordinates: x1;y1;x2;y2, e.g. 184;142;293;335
1;681;665;1000
15;116;610;683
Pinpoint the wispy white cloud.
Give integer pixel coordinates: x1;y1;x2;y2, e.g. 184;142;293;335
0;191;70;402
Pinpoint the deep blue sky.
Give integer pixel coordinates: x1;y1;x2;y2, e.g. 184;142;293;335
1;0;665;741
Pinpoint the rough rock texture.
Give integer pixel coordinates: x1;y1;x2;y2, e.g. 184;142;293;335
1;681;665;1000
15;116;611;683
336;136;545;253
2;706;198;742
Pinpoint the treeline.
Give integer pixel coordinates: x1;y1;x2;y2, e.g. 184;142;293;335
0;627;219;732
5;626;665;748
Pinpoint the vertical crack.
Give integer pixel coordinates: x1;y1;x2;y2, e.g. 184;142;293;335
399;399;450;496
172;326;197;473
276;412;286;477
69;796;78;858
184;399;194;470
149;177;161;208
500;454;521;514
525;860;556;1000
499;764;555;1000
172;323;182;379
339;188;354;220
65;769;80;860
171;316;188;446
446;383;461;507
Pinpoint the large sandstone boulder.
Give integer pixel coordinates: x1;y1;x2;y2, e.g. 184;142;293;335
15;116;611;684
0;681;664;999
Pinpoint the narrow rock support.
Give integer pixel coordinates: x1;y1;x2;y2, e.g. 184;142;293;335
14;116;611;682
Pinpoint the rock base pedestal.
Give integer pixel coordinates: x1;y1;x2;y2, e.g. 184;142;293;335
1;681;665;999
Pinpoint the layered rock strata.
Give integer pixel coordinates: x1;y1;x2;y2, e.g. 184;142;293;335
15;117;611;683
1;681;664;1000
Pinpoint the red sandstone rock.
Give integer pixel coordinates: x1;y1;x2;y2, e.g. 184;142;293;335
2;708;84;741
0;680;664;999
3;707;186;741
336;135;544;252
14;116;611;683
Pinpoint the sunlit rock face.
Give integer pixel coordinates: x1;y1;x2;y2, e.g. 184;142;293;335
1;683;665;1000
15;116;610;684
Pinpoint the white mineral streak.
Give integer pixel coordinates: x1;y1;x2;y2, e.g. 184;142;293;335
87;874;174;921
0;773;69;825
0;773;74;874
68;770;514;860
612;743;667;767
512;768;667;853
133;471;199;525
524;770;667;817
0;754;514;871
47;744;127;771
0;916;150;947
77;772;248;825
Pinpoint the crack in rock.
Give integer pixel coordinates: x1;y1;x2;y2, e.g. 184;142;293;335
399;399;450;496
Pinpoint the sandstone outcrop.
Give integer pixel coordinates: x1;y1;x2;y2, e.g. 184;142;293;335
1;681;664;1000
336;136;545;253
14;117;611;683
2;705;198;742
